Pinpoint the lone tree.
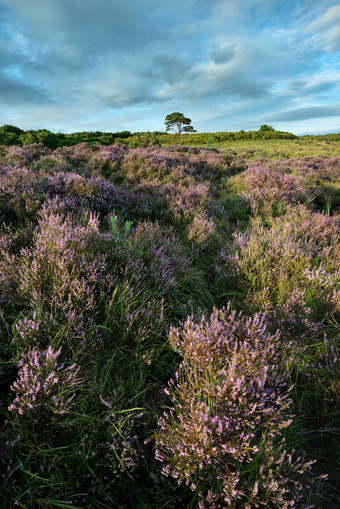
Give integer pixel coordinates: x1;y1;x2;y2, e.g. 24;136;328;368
165;112;196;134
258;124;275;132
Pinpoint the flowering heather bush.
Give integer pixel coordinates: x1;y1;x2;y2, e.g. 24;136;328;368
88;146;122;178
31;154;72;175
227;163;307;216
288;158;340;212
3;145;32;166
17;208;115;314
0;144;338;507
22;142;52;160
121;146;228;186
121;147;180;183
0;143;52;167
71;175;123;214
52;142;123;175
195;148;228;171
0;222;34;307
8;345;81;416
187;213;216;248
11;307;102;355
123;179;172;222
0;166;123;222
0;233;18;305
0;166;42;223
37;172;125;216
13;311;46;350
0;143;227;228
56;142;94;168
266;156;340;185
14;208;184;352
154;306;319;507
228;156;340;215
266;289;322;342
217;205;340;318
169;182;212;224
122;177;216;230
120;185;156;221
130;219;192;299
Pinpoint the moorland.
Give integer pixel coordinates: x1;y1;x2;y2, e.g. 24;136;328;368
0;128;339;508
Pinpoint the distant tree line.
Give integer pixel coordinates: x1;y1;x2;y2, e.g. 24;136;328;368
300;133;340;142
0;123;300;149
0;125;133;149
120;127;298;147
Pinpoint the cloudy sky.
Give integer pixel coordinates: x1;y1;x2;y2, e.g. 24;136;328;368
1;0;340;134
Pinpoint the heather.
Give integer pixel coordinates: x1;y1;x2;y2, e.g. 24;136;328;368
0;141;339;508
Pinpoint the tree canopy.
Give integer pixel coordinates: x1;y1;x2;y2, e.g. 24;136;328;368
164;112;196;134
259;124;275;132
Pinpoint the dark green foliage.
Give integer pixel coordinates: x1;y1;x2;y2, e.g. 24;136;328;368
164;112;197;134
0;124;299;150
258;124;275;132
0;124;25;135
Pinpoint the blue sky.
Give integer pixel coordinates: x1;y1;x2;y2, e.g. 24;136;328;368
1;0;339;134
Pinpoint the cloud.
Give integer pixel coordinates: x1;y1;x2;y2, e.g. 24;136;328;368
153;55;195;85
0;70;52;105
210;44;236;64
306;4;340;50
2;0;165;50
269;104;340;122
287;73;340;96
154;37;275;103
0;0;339;134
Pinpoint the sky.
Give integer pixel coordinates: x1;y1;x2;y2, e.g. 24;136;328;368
0;0;340;135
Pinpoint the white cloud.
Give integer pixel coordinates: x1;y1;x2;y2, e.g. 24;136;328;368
268;103;340;122
306;4;340;50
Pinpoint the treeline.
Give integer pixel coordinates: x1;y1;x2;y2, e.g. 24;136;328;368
300;133;340;142
2;124;339;150
0;124;132;149
125;128;298;147
0;124;299;149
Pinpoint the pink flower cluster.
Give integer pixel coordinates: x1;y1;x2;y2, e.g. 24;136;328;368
154;306;321;507
8;346;81;415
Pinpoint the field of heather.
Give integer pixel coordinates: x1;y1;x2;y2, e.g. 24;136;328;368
0;140;339;508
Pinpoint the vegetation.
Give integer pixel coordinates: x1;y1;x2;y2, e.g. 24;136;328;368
1;123;340;151
164;112;197;134
0;124;299;150
1;122;339;152
0;135;339;508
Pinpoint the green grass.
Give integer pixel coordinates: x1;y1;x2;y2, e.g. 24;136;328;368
214;138;340;159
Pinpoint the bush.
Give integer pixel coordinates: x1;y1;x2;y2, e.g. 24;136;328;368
217;205;340;319
153;306;321;508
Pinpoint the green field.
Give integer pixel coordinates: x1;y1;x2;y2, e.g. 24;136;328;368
214;137;340;158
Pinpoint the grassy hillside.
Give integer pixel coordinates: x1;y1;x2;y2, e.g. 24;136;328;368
0;140;339;508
